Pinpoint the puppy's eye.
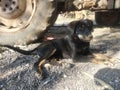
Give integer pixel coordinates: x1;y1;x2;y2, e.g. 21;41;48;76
81;25;85;28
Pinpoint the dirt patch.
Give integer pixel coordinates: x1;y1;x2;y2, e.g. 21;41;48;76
0;12;120;90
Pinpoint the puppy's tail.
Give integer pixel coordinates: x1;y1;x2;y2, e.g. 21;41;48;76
2;45;37;55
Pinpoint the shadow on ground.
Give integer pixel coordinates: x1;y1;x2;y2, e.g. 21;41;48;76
91;26;120;57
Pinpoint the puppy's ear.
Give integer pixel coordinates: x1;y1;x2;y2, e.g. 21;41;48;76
68;20;80;30
88;19;93;26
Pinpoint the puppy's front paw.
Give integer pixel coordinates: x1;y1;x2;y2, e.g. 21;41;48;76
91;53;116;66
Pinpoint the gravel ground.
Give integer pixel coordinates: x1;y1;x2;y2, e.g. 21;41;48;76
0;13;120;90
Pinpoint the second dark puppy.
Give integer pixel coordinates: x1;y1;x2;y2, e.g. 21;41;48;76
3;19;93;77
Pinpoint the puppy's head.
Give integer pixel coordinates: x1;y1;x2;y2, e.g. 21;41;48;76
73;19;93;42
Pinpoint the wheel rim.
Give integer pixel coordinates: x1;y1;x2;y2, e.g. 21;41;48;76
0;0;37;32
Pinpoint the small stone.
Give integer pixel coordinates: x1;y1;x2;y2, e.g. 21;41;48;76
115;79;119;83
63;74;67;78
0;54;2;59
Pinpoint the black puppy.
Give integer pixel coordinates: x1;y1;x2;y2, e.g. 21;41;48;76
3;19;93;76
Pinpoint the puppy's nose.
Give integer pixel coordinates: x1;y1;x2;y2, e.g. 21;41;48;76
88;35;93;39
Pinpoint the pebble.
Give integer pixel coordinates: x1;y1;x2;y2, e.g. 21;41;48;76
63;74;67;78
0;54;2;59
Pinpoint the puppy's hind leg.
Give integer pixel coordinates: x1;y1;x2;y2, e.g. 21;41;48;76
36;48;56;77
36;59;47;75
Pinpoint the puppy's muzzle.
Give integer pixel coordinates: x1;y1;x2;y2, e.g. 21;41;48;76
84;35;93;42
88;35;93;40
